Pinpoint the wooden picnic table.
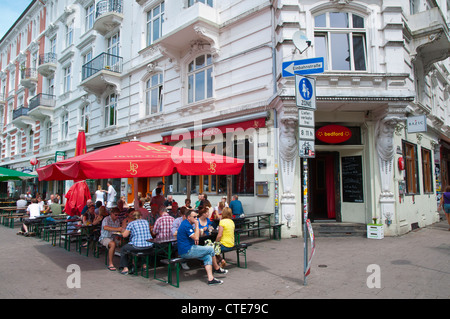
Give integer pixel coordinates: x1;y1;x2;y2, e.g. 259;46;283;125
234;212;274;243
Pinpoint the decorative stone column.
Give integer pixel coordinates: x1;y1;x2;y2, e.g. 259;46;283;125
278;112;298;228
375;112;404;226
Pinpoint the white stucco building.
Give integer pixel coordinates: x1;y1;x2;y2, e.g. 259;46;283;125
0;0;449;237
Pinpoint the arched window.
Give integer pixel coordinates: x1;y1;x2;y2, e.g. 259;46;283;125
187;53;213;103
314;12;367;71
145;73;163;115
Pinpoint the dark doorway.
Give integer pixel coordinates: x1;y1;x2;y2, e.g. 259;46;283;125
309;152;340;222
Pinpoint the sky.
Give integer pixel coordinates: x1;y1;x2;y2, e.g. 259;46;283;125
0;0;33;40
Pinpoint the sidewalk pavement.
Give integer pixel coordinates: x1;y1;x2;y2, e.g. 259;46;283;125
0;219;448;300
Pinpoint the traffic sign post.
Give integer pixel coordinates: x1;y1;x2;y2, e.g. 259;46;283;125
283;56;323;286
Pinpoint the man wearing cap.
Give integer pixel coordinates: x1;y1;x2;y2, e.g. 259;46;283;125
152;181;164;197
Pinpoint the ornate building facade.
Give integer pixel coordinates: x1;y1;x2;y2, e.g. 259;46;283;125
0;0;448;237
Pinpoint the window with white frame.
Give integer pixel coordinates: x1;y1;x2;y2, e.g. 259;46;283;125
16;131;22;154
314;11;367;71
187;54;213;103
105;93;117;127
45;120;52;145
81;104;90;133
188;0;213;7
48;77;55;96
145;73;163;115
147;2;164;46
9;70;15;92
85;4;95;31
61;112;69;140
65;22;73;47
107;33;120;71
50;36;57;54
27;128;34;152
63;64;71;93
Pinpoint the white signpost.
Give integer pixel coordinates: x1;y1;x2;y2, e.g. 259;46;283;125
284;53;323;286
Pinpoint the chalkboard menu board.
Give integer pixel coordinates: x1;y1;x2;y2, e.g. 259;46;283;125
341;156;364;203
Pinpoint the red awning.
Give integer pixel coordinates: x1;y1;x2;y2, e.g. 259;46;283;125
162;117;266;143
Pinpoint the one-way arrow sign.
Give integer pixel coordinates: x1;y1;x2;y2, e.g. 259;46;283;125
282;57;324;77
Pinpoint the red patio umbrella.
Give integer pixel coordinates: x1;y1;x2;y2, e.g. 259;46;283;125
75;129;87;157
64;181;92;216
37;140;244;181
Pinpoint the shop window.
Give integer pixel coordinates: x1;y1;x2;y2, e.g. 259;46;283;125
403;141;420;194
421;148;433;193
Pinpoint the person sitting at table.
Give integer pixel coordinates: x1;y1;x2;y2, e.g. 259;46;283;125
198;206;212;237
19;198;41;236
164;195;174;208
94;201;102;214
136;198;150;220
82;205;96;225
171;207;190;270
16;194;28;214
122;207;135;229
182;198;192;210
80;199;94;216
37;195;45;213
150;188;165;213
211;201;225;228
229;195;244;218
46;194;55;206
45;197;62;215
118;210;154;275
214;207;235;268
151;206;174;238
99;207;124;271
177;209;228;285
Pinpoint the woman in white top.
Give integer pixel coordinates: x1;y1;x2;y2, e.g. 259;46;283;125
95;185;106;205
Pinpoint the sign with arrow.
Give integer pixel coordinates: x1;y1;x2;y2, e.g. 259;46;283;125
282;57;324;77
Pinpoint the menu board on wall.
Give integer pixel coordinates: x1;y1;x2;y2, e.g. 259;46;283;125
341;156;364;203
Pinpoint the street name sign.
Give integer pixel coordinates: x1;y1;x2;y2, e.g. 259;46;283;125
282;57;324;77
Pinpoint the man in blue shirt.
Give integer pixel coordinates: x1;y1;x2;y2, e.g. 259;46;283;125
229;195;244;218
177;209;227;285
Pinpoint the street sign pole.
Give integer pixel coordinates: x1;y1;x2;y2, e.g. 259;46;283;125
302;158;309;285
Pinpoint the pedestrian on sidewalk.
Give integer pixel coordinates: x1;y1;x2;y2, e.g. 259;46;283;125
438;185;450;230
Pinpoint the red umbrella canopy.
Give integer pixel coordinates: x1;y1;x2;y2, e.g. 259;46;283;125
64;181;92;216
75;129;87;157
37;141;245;181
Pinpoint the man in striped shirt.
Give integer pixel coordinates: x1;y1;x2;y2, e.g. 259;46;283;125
151;206;174;238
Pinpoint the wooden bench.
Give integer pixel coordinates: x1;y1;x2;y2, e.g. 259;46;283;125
129;249;154;278
221;243;252;269
271;223;284;240
158;242;252;288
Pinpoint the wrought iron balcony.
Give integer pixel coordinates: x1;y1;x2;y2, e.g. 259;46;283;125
94;0;123;35
13;107;29;120
38;53;57;77
28;93;56;121
12;106;35;129
81;52;123;96
20;68;38;89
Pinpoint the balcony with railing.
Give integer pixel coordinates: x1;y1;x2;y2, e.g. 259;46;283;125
20;68;38;89
28;93;56;121
12;107;35;129
407;7;450;70
80;52;123;96
37;53;57;77
93;0;123;35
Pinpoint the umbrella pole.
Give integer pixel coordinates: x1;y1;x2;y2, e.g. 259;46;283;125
134;177;139;209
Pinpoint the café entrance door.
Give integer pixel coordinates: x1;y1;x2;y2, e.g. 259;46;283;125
309;151;340;222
